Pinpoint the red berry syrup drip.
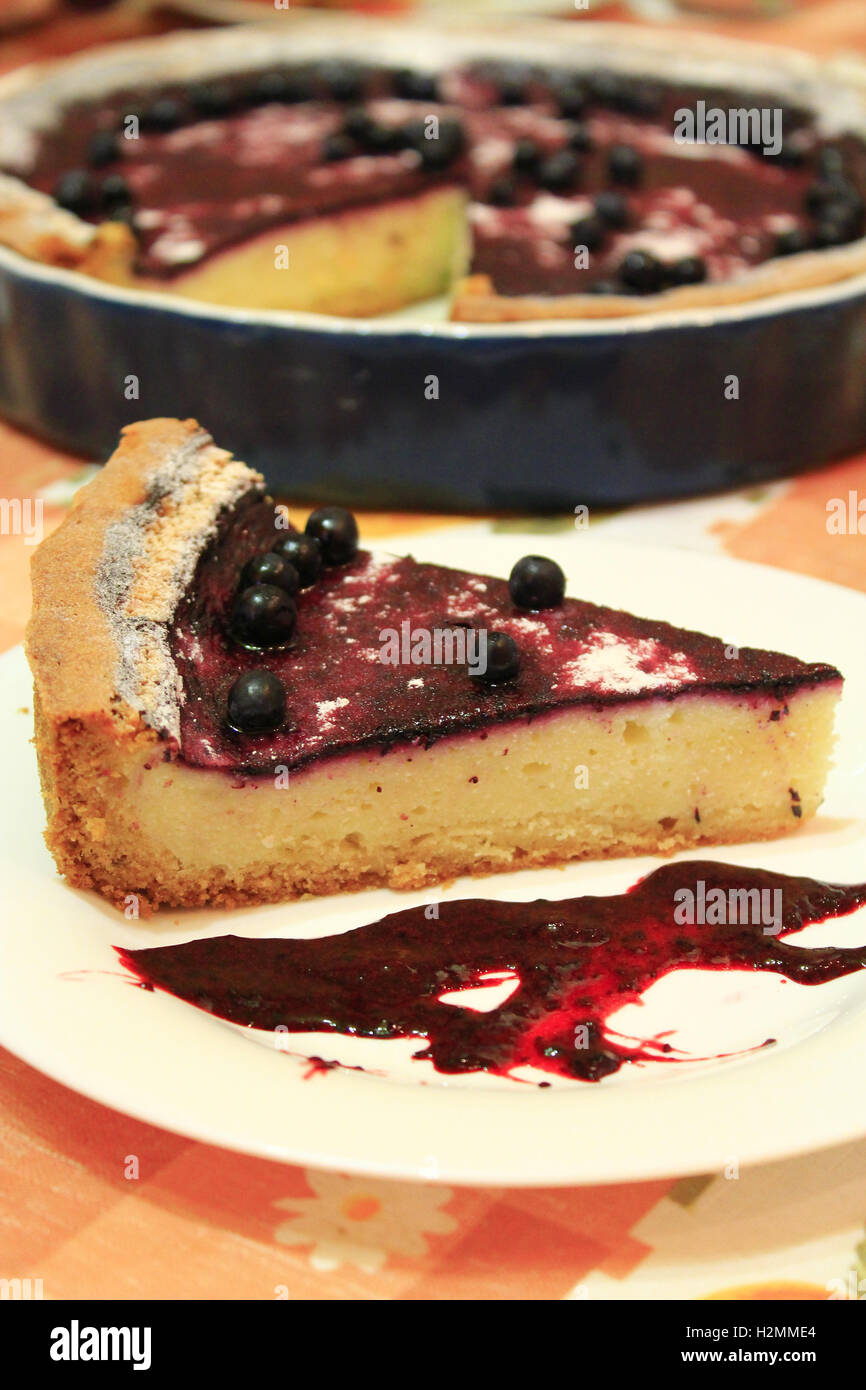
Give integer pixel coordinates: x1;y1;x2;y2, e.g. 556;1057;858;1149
117;861;866;1082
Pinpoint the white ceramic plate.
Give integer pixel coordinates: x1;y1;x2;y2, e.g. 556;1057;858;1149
2;531;865;1186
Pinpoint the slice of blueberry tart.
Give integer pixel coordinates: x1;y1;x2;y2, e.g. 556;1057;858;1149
26;417;841;912
2;22;866;318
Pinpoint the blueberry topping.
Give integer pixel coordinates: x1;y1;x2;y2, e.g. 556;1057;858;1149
342;106;376;143
141;98;184;132
87;130;119;167
241;551;300;595
188;81;235;118
227;670;286;734
275;533;322;588
53;169;97;215
317;61;366;103
475;631;521;683
814;205;864;246
668;255;706;286
817;146;846;179
497;75;530;107
588;70;624;108
412;117;465;169
618;249;665;294
818;195;864;236
607;144;643;186
805;178;858;214
571;214;606;252
771;138;807;168
100;173;132;209
105;203;137;230
392;68;439;102
552;78;587;120
594;190;629;228
230;585;297;649
305;506;359;566
586;279;619;295
512;138;541;175
362;123;406;155
538;149;580;192
323;132;356;162
567;122;593;153
487;176;518;207
508;555;566;610
775;226;811;256
619;80;663;118
251;70;313;105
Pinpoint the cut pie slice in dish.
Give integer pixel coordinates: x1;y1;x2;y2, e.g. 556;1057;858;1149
27;419;841;913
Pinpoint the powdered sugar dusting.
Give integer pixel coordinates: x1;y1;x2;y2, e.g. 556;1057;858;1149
557;631;695;696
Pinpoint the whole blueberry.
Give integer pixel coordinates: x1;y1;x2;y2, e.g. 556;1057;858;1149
588;70;624;107
141;97;184;132
620;80;663;118
87;130;119;167
508;555;566;610
317;61;366;103
252;70;312;105
475;631;521;684
497;75;529;107
187;82;235;118
230;585;297;649
553;78;587;120
805;178;857;214
512;138;542;175
275;533;322;588
53;169;97;215
775;226;811;257
241;551;300;595
392;68;439;102
607;144;643;186
323;132;356;162
305;506;359;566
816;197;865;241
586;279;619;295
415;117;465;169
814;208;863;247
817;146;846;180
618;249;665;294
538;150;580;192
571;214;606;252
567;122;593;153
487;176;518;207
668;255;706;286
342;106;376;143
100;173;132;209
227;669;286;734
594;190;629;228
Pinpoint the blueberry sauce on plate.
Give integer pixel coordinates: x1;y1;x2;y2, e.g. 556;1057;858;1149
117;862;866;1083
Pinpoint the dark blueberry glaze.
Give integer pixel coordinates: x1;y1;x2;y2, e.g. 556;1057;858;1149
117;862;866;1082
14;61;866;295
167;491;840;773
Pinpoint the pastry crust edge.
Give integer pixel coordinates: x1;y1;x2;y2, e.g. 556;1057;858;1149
25;417;263;909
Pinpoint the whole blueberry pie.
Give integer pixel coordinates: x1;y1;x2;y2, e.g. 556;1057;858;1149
2;23;866;318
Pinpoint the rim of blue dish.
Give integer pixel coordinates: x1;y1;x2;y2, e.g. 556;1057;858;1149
4;238;866;340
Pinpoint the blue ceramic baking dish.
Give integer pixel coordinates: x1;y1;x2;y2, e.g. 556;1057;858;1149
2;244;866;510
3;17;866;509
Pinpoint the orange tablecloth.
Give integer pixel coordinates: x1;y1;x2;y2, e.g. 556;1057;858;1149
2;1;866;1302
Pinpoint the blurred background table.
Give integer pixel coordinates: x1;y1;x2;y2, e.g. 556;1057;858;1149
1;0;866;1301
